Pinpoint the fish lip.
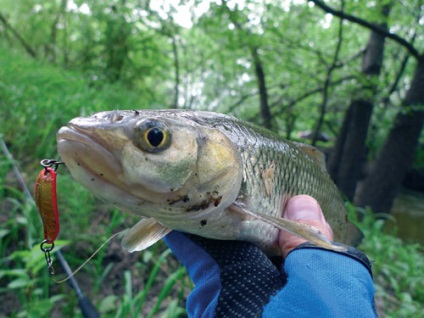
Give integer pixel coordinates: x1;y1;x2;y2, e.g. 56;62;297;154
57;124;106;147
57;125;114;164
57;123;119;159
57;124;124;183
57;124;150;207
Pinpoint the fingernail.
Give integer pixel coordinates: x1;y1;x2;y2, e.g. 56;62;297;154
284;195;325;222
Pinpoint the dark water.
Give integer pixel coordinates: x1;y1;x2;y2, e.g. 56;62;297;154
387;189;424;244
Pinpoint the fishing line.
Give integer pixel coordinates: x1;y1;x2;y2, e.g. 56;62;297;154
53;230;127;284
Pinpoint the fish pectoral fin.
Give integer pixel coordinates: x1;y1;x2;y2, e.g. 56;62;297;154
230;203;346;252
121;218;172;253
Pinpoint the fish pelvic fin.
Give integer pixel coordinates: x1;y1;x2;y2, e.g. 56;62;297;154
230;203;346;252
122;218;172;252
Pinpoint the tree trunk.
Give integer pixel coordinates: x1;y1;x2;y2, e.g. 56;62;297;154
251;48;272;130
328;4;390;200
104;7;129;83
312;7;344;146
171;34;180;109
221;2;272;130
333;99;374;199
46;0;67;63
355;57;424;212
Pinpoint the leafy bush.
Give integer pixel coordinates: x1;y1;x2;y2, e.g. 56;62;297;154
348;203;424;317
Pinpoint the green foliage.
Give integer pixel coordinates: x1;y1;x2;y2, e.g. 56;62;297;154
347;203;424;317
1;0;421;142
0;235;68;317
109;250;188;318
0;44;151;161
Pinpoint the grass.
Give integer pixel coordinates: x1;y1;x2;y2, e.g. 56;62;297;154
0;44;423;317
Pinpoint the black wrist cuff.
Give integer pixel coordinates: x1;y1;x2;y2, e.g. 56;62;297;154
184;234;285;317
289;242;373;277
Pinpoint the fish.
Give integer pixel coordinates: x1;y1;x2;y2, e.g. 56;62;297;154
57;110;361;255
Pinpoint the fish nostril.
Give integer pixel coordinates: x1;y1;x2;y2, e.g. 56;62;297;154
110;114;124;123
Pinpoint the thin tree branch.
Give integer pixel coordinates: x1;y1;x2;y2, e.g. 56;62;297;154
222;0;273;129
272;75;356;115
309;0;420;59
228;74;355;122
251;47;272;129
280;38;330;66
0;12;37;58
381;33;416;107
311;0;345;145
170;34;180;109
227;92;258;113
382;2;422;101
47;0;67;63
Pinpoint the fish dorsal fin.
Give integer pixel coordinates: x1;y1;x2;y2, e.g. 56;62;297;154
293;142;326;170
122;218;172;253
229;203;346;252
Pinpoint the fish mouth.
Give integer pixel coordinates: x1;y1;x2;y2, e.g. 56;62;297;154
57;124;135;203
57;124;122;178
57;125;100;150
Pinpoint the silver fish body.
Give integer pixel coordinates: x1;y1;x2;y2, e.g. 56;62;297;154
57;110;360;254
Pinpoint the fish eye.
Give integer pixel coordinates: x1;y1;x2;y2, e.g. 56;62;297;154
134;120;171;153
146;127;164;147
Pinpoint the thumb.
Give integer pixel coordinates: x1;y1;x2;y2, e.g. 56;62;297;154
279;195;334;257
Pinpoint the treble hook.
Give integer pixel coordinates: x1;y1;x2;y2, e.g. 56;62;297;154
40;159;64;172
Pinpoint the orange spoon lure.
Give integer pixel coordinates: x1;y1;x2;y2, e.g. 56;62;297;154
34;159;64;274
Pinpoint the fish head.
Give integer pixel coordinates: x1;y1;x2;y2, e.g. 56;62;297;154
57;110;243;227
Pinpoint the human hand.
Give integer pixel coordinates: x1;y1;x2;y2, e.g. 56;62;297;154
279;194;334;257
164;195;375;317
164;195;335;317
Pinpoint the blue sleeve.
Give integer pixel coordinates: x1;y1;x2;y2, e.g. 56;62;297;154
164;232;221;317
263;248;377;318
